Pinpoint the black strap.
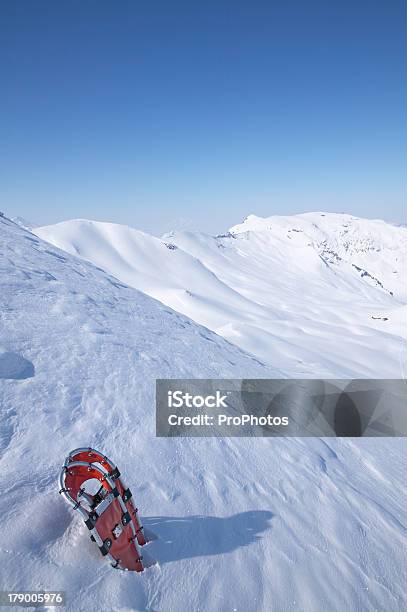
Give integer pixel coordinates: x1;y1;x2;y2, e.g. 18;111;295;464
99;538;112;556
122;488;132;502
85;511;98;530
110;467;121;480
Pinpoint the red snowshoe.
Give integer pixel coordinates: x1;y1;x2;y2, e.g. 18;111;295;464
59;447;153;572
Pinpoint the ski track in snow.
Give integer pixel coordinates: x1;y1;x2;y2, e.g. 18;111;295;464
0;214;406;611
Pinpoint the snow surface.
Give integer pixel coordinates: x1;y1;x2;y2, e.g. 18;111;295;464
1;214;406;611
36;212;407;377
10;216;38;231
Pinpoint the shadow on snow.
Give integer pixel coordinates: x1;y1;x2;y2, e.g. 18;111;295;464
143;510;273;565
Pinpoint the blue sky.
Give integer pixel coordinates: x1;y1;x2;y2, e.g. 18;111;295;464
1;1;406;234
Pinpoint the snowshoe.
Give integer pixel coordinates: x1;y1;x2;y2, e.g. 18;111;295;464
59;447;153;572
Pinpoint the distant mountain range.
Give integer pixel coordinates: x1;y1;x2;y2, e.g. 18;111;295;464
35;212;407;377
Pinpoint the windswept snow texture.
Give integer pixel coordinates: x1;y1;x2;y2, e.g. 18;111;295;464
36;212;407;377
1;215;406;611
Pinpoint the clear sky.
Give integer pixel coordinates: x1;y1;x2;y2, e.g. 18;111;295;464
1;1;406;234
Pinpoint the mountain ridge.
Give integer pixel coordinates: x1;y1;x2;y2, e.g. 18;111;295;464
35;212;407;378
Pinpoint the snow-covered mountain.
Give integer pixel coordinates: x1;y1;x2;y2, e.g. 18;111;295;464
0;215;274;609
10;215;38;231
1;214;406;611
36;212;407;378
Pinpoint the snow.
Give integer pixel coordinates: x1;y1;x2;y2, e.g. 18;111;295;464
10;216;38;231
36;212;407;377
0;347;35;380
1;214;406;611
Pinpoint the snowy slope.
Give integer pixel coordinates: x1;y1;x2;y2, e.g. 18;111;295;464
36;213;407;377
9;216;38;231
0;215;406;611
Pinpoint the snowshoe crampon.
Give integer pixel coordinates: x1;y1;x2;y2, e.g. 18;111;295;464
59;447;152;572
